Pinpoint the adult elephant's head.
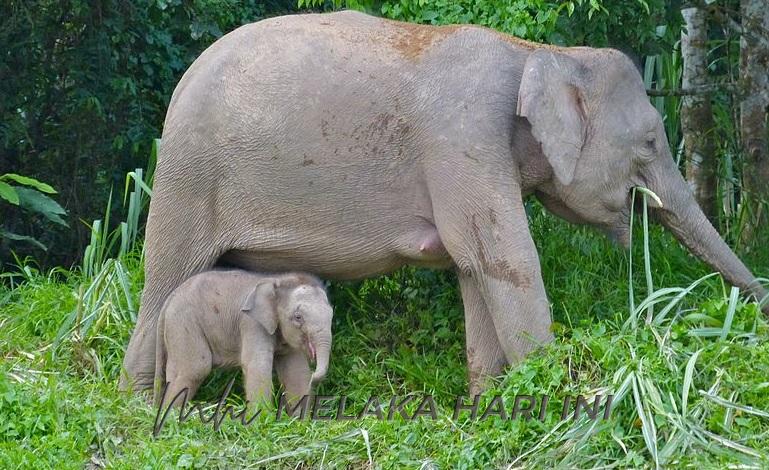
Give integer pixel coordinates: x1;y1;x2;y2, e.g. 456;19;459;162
517;48;768;312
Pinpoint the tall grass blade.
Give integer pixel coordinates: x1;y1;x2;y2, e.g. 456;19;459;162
699;391;769;419
642;194;653;323
682;349;702;418
628;189;637;324
689;327;728;337
720;286;739;340
625;287;685;329
697;428;762;459
654;273;719;325
627;187;663;327
632;373;660;468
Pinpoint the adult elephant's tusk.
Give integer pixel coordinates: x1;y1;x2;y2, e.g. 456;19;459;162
634;186;664;209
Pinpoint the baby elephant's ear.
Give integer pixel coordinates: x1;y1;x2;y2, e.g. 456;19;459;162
241;280;278;335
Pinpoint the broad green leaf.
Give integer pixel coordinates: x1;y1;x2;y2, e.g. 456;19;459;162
0;173;57;194
123;169;152;202
682;312;722;327
0;230;47;250
0;181;19;205
422;10;438;22
16;186;68;226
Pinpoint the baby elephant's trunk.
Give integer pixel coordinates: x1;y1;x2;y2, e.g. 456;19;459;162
310;337;331;384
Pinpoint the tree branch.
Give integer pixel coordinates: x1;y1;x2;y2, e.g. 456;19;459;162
646;82;737;96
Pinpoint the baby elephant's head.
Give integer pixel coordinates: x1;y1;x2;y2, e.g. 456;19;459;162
241;277;333;384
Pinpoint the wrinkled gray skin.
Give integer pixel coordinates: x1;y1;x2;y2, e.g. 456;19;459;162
154;270;333;406
124;11;768;395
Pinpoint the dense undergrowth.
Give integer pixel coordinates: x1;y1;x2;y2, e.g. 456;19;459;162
2;198;768;468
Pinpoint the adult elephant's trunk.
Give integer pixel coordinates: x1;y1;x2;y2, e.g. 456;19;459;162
310;337;331;384
652;170;769;314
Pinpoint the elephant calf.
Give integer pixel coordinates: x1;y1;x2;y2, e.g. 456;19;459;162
154;270;333;407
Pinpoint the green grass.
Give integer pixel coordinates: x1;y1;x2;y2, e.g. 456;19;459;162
2;203;769;468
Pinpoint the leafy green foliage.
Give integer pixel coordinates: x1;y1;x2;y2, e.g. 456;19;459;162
0;0;297;267
49;143;156;359
2;212;768;467
379;0;563;40
0;173;66;251
301;0;681;54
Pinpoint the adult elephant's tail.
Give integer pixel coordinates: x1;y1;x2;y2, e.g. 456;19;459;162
153;310;168;406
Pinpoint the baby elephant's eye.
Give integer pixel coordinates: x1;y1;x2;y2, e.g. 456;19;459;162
291;311;303;323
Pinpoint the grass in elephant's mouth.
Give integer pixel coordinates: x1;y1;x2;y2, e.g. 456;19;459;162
2;207;769;468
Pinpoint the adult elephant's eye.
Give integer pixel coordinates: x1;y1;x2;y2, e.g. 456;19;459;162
638;134;656;162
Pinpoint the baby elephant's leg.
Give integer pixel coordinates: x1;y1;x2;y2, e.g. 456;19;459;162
162;344;212;409
275;349;312;402
241;342;274;407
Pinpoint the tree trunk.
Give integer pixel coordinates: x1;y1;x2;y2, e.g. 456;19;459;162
739;0;769;245
681;6;718;223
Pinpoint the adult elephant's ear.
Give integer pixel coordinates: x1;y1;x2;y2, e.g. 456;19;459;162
516;49;589;186
241;280;278;335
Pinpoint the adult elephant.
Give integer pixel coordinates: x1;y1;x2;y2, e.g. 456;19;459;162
121;10;768;393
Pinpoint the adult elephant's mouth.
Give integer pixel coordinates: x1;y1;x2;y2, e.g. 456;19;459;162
606;186;664;248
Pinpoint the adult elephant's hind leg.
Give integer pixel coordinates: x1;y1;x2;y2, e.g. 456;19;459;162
458;270;508;396
120;195;221;392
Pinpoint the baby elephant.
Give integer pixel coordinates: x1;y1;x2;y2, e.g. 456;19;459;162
154;270;333;406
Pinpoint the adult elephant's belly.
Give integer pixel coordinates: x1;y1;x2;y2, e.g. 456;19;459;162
219;221;453;280
187;12;460;280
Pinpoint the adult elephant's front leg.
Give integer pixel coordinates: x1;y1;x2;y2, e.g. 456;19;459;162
427;151;554;384
458;270;508;395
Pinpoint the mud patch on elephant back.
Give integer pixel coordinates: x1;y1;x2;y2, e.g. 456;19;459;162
384;19;561;59
488;208;498;226
492;30;563;51
349;112;412;156
372;112;395;135
387;22;462;61
470;215;532;288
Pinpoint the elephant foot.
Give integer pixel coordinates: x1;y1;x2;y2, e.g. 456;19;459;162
121;315;159;392
120;370;156;392
467;346;507;396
